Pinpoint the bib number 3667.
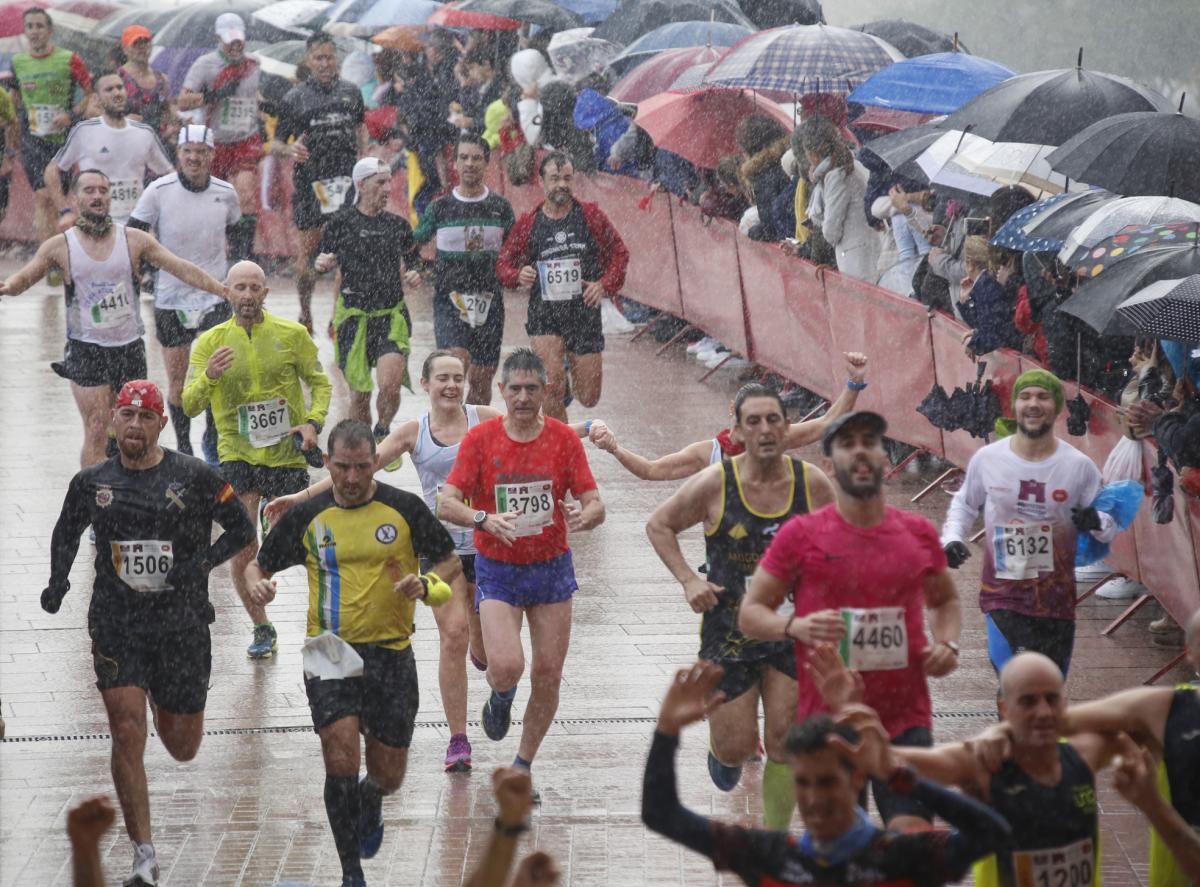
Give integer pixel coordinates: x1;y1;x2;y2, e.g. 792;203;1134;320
111;540;173;592
238;399;289;448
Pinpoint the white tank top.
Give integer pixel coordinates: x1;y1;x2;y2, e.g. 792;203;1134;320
64;225;143;346
411;405;480;555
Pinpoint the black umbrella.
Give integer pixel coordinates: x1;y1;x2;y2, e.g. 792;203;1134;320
941;53;1171;144
1047;101;1200;203
154;0;276;48
1116;274;1200;344
853;19;965;58
1066;393;1090;436
740;0;823;29
592;0;754;46
967;378;1002;439
454;0;582;31
858;122;945;174
917;382;953;429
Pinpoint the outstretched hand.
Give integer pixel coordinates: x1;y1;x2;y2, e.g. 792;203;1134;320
656;660;726;736
805;643;864;710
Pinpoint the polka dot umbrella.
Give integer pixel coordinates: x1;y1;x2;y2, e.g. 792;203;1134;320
1116;274;1200;345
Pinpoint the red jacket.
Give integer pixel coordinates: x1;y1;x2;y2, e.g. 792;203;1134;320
496;199;629;295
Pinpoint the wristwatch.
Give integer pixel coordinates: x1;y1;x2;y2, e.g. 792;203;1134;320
473;509;488;530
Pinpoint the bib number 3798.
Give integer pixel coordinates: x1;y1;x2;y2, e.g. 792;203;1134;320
495;480;554;537
111;540;173;592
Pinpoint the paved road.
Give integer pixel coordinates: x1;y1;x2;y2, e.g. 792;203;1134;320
0;267;1189;885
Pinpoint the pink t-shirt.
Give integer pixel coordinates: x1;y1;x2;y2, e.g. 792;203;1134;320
759;504;948;738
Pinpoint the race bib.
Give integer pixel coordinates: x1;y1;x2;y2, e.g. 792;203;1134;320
450;291;493;328
838;607;908;671
110;540;173;592
993;523;1054;580
108;177;142;220
495;480;554;537
1013;838;1095;887
312;176;352;215
30;104;63;137
175;306;207;330
87;282;136;329
237;398;290;448
220;96;257;131
537;258;582;301
302;633;365;681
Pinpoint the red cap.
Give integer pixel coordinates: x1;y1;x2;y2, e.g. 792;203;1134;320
121;25;152;47
115;380;165;416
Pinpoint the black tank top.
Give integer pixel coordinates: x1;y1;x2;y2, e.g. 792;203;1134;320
1163;684;1200;826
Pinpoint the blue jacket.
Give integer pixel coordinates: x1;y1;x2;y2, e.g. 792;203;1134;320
964;271;1024;355
573;88;639;176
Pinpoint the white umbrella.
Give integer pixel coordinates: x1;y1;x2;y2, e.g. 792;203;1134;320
547;27;622;86
1058;196;1200;265
916;129;1082;199
251;0;331;38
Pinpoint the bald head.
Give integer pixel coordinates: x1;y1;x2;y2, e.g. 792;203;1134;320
227;260;268;325
999;652;1064;700
999;652;1066;749
227;260;266;287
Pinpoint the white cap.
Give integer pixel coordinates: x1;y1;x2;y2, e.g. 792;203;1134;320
351;156;389;186
178;124;215;148
214;12;245;44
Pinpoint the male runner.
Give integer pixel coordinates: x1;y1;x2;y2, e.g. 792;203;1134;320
0;169;229;467
46;72;173;226
413;133;515;404
274;31;366;330
11;7;91;248
496;152;628;420
592;353;869;479
42;379;255;887
0;84;19;225
247;419;459;887
941;369;1118;676
182;260;331;659
129;125;241;459
177;13;261;261
315;156;421;437
740;411;962;832
646;383;835;828
439;347;605;797
643;660;1011;886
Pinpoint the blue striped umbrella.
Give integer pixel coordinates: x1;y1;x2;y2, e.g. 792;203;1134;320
990;192;1075;252
703;23;902;95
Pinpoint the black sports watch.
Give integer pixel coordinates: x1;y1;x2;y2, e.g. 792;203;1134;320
473;509;488;530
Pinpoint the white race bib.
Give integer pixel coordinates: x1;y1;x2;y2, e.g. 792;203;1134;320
537;257;582;301
220;96;257;132
312;176;352;215
237;398;290;448
495;480;554;537
108;177;142;221
450;291;493;328
838;607;908;671
111;540;174;592
30;104;63;137
301;633;365;681
993;522;1055;580
1012;838;1095;887
175;306;207;330
87;282;136;330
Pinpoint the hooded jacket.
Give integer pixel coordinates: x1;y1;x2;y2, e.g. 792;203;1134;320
739;135;795;242
573;88;638;176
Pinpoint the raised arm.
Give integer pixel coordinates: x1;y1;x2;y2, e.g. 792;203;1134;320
782;353;868;448
130;229;227;299
592;427;713;481
0;235;64;295
1062;687;1173;749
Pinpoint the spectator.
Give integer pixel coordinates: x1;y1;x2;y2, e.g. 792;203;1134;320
397;33;460;211
456;47;507;133
509;48;555;146
798;115;881;280
537;80;595;171
699;155;750;221
959;237;1023;358
875;186;933;296
573;87;637;175
735;114;794;242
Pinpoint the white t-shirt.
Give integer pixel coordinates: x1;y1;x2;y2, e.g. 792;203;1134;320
130;173;241;312
53;117;174;222
182;52;261;143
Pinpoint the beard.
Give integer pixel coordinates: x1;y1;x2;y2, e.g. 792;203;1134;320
118;435;151;460
834;462;884;499
1018;416;1053;438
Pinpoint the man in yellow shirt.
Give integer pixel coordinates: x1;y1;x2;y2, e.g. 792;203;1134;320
0;83;20;225
182;260;331;658
246;419;460;887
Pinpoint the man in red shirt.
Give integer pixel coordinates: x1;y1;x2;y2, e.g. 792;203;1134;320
739;411;962;832
439;347;605;799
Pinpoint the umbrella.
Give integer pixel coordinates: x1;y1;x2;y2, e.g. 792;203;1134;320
859;121;946;173
1018;187;1117;242
634;87;795;168
453;0;581;30
1047;102;1200;203
249;0;331;40
342;0;441;32
939;136;1080;197
990;192;1077;252
95;5;189;40
607;20;752;76
704;23;902;95
154;0;276;47
547;28;621;85
371;25;426;52
917;382;953;429
849;106;932;135
427;2;520;30
847;52;1014;115
552;0;617;24
940;55;1171;145
1058;198;1200;266
1117;274;1200;344
609;44;725;103
591;0;754;46
740;0;823;30
853;19;964;58
253;35;356;80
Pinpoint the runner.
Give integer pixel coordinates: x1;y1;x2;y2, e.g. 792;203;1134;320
439;347;605;797
273;31;366;331
181;260;332;659
413;133;515;405
941;369;1118;676
11;7;92;249
496;152;628;420
0;83;19;226
129;125;240;460
642;660;1011;886
739;410;962;832
46;71;173;225
177;13;261;262
645;383;834;828
246;419;460;887
592;353;870;479
315;156;421;438
0;169;229;468
42;380;255;887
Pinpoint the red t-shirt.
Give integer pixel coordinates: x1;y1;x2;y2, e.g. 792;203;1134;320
758;504;948;738
445;416;597;564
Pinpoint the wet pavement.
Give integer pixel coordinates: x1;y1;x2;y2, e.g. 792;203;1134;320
0;265;1192;886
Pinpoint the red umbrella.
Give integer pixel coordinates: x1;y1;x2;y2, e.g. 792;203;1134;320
427;2;521;30
635;88;795;169
609;44;726;103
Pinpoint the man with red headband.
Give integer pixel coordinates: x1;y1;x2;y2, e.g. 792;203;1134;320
42;380;256;887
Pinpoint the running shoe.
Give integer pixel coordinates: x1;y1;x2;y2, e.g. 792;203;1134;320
1094;576;1145;600
88;527;96;545
123;844;159;886
341;878;367;887
707;749;742;792
444;733;472;772
247;622;277;659
358;775;384;859
530;785;542;806
687;336;716;355
482;690;514;741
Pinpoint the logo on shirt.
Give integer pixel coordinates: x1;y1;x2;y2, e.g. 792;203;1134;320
99;146;110;153
165;482;187;511
1052;489;1068;503
375;524;397;544
554;230;568;244
727;522;748;540
465;225;485;252
95;485;114;507
1073;784;1097;814
1017;478;1049;519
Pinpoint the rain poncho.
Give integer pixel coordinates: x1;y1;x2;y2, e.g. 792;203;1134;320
573;88;638;175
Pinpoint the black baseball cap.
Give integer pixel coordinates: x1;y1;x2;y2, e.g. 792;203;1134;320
821;411;888;455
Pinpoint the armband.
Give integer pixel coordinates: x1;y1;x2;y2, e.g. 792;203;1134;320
494;818;529;836
584;419;594;435
847;379;868;391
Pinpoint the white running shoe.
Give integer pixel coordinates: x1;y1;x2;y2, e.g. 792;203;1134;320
1074;560;1114;582
716;355;751;370
687;336;716;355
704;349;733;368
123;843;159;887
696;341;725;361
1093;576;1146;600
